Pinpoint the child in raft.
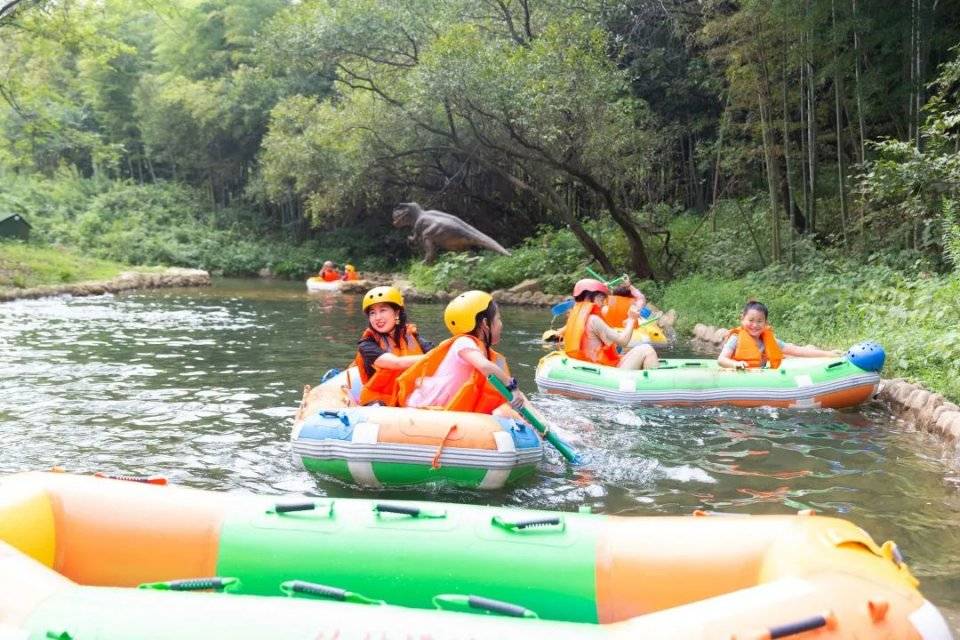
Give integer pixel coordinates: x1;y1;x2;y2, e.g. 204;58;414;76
603;276;649;331
396;290;526;415
563;279;658;369
342;264;359;281
353;286;432;406
717;300;842;369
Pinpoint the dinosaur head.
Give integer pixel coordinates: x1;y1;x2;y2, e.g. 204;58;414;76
392;202;421;228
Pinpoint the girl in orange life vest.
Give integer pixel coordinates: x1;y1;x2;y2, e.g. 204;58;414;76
718;300;842;370
563;279;659;370
342;264;359;281
319;261;341;282
602;276;648;332
353;286;433;406
396;291;526;416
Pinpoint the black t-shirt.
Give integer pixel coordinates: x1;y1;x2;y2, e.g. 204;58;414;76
357;330;432;378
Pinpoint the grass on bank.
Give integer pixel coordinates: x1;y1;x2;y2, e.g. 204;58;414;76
0;242;135;290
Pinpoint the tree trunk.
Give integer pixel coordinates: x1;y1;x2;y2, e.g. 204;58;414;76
851;0;866;164
758;89;782;264
781;16;799;259
798;44;810;231
711;93;731;232
832;0;849;246
806;46;818;233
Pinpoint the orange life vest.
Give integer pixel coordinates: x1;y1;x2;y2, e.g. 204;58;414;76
320;268;340;282
563;301;620;366
727;326;783;369
395;334;510;415
353;324;424;406
602;295;635;328
342;271;359;281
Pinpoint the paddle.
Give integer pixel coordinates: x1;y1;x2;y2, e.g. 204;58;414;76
487;375;582;465
550;297;575;317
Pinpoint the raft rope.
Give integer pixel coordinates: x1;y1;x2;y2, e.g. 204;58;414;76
431;424;458;469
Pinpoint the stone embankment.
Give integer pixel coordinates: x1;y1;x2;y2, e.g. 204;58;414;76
691;323;960;443
0;268;210;302
339;277;567;307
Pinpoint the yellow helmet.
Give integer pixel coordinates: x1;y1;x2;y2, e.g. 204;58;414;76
345;264;356;272
444;290;493;335
362;286;404;312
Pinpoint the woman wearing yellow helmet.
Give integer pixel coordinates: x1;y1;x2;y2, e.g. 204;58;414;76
396;291;526;415
352;286;433;406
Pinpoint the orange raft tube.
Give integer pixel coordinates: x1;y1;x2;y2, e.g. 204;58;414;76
0;471;953;639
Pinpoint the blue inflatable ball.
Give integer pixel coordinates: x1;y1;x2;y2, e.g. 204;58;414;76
640;306;652;319
846;341;885;372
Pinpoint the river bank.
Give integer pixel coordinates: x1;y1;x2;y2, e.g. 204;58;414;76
0;267;210;302
0;243;210;301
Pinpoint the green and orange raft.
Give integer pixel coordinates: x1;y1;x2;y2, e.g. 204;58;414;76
0;472;952;639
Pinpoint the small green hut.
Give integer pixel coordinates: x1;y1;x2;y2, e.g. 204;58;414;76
0;213;31;241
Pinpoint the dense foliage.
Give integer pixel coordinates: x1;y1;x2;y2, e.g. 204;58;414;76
2;0;959;279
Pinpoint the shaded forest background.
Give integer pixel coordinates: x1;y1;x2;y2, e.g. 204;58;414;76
1;0;959;280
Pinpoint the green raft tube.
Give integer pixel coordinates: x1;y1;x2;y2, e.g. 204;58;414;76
534;342;885;409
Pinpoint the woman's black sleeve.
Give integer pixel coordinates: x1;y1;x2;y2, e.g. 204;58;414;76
357;337;385;378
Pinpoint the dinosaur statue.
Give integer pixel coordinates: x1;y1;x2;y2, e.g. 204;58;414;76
392;202;511;264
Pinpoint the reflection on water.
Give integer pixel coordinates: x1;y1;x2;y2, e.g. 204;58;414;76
0;278;958;627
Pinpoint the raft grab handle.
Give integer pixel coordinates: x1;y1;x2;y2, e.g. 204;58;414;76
374;503;447;519
94;472;168;485
734;610;836;639
572;364;601;374
268;500;335;518
138;577;240;592
491;515;565;532
432;594;539;619
280;580;384;605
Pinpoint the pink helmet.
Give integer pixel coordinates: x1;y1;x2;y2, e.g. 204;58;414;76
573;278;609;297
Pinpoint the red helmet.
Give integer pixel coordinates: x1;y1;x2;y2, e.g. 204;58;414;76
573;278;609;297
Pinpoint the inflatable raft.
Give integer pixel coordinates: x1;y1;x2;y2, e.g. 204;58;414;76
535;350;882;409
0;472;951;639
291;367;543;489
306;277;342;291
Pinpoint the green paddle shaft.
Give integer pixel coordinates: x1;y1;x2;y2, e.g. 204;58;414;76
487;376;582;465
584;267;625;288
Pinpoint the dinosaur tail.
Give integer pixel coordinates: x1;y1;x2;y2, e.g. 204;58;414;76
471;228;511;256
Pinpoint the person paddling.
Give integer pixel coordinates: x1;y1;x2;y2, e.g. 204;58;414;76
353;286;431;406
563;279;658;370
396;290;525;416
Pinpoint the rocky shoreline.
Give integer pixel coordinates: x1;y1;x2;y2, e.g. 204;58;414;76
338;276;568;307
0;268;210;302
691;323;960;444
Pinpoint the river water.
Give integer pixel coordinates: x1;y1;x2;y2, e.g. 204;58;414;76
1;278;958;627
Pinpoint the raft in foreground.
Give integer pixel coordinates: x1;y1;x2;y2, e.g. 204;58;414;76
535;352;881;409
291;367;543;489
0;472;952;639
